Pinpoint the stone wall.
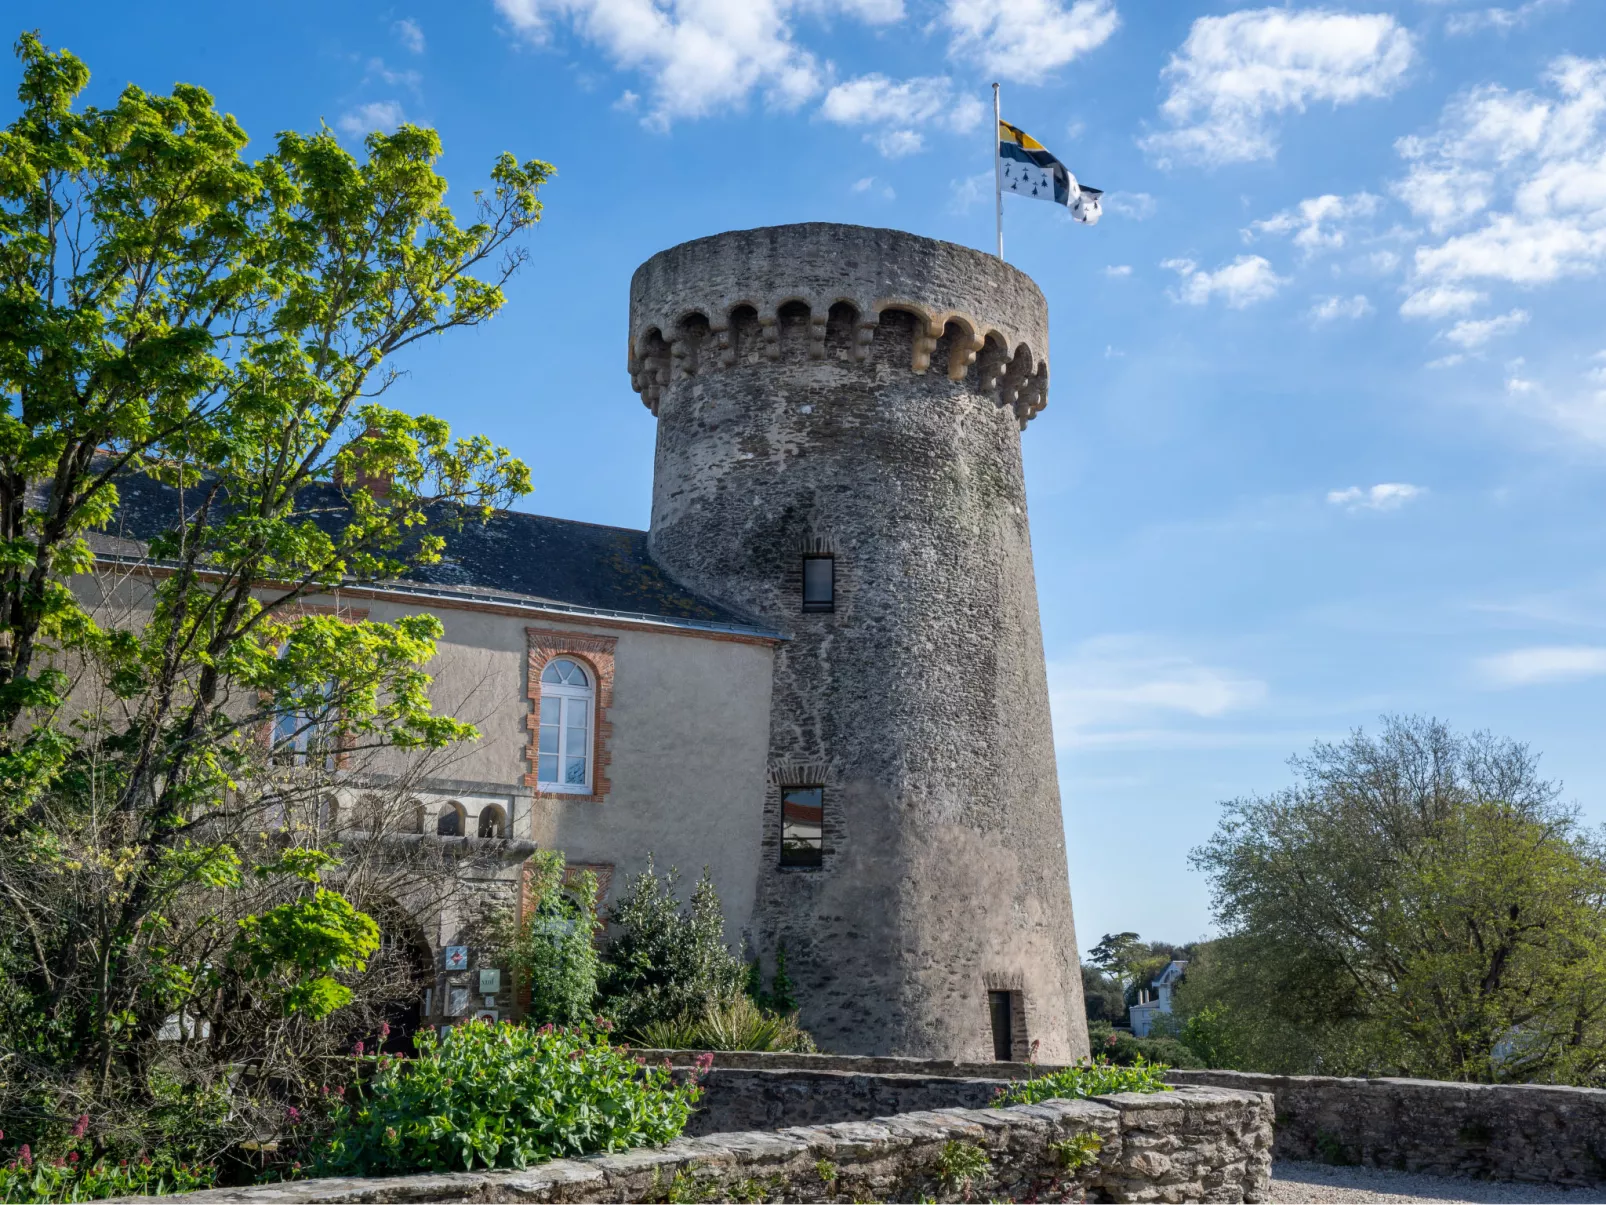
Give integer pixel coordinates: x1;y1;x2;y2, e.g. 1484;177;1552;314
1170;1069;1606;1186
123;1086;1272;1204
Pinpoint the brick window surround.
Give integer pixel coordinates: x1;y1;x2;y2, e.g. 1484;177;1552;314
983;971;1034;1062
524;627;615;803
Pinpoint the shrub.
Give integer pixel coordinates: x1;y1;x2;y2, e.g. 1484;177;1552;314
636;995;815;1053
600;861;746;1035
1087;1021;1204;1069
991;1058;1172;1107
314;1021;699;1176
0;1150;216;1203
934;1139;990;1193
495;851;600;1026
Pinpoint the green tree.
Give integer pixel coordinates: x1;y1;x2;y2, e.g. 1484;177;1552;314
0;31;547;1158
497;851;600;1027
1188;715;1606;1083
599;859;746;1037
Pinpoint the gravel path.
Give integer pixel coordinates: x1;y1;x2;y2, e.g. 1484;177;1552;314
1268;1160;1606;1203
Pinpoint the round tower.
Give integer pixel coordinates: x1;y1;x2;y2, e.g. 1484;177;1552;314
628;223;1088;1063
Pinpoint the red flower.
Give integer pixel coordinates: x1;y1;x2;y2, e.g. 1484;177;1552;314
380;1022;391;1039
67;1152;79;1163
18;1145;30;1169
353;1040;365;1056
71;1113;89;1138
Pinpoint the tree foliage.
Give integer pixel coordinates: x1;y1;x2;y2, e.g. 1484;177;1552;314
1187;715;1606;1083
496;851;600;1028
0;31;547;1165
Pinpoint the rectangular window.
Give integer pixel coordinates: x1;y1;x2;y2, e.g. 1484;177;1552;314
802;556;834;612
780;786;824;867
989;990;1014;1061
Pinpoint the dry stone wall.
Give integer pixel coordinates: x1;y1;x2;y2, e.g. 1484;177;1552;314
118;1087;1272;1204
1170;1069;1606;1186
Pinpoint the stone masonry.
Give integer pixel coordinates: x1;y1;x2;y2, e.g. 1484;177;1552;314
117;1086;1273;1204
628;222;1087;1063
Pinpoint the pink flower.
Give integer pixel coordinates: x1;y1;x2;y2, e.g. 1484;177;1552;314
694;1052;715;1073
71;1113;89;1138
286;1106;302;1124
353;1040;365;1056
67;1152;79;1164
18;1145;30;1169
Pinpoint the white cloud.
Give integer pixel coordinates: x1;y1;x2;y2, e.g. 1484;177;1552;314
1506;375;1540;393
364;57;422;90
948;172;990;215
1249;192;1382;253
1048;636;1267;750
393;17;426;53
1399;56;1606;285
1446;0;1570;37
1162;255;1288;307
819;74;983;158
1104;264;1133;277
494;0;900;128
1399;284;1487;318
613;89;640;111
1308;294;1374;322
1477;645;1606;687
1141;8;1415;167
1104;191;1157;220
337;101;407;138
944;0;1117;81
1327;482;1424;511
1427;353;1466;368
1443;307;1529;348
852;175;895;199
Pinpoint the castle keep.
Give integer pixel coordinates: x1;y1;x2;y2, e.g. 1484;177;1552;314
93;222;1089;1064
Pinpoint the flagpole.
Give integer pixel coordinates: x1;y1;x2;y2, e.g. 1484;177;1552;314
993;82;1004;261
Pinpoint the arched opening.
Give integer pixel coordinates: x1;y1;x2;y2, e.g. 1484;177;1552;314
477;804;507;840
367;901;434;1056
436;801;466;837
675;311;710;378
872;307;920;368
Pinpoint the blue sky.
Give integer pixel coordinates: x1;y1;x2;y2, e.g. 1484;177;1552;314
13;0;1606;956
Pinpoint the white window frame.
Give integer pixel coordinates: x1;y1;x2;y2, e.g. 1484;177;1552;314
536;659;594;794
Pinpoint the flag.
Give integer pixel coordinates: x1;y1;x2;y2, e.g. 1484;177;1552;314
998;120;1102;225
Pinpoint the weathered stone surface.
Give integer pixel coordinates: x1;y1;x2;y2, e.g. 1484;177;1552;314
631;222;1085;1063
1170;1069;1606;1188
112;1087;1270;1204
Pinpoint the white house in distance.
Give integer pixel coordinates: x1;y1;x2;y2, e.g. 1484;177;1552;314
1129;960;1188;1037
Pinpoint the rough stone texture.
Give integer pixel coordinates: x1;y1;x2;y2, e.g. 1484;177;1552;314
1170;1070;1606;1186
113;1087;1270;1204
679;1067;1010;1135
629;222;1086;1064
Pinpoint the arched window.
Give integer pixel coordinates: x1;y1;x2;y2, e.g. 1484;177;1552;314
477;804;507;839
436;801;465;837
537;658;593;792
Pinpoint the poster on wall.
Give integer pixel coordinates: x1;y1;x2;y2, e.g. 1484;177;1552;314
474;1008;499;1024
448;986;469;1016
444;946;469;971
479;968;501;994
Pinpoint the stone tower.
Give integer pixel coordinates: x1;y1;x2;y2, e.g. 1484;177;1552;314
628;223;1088;1064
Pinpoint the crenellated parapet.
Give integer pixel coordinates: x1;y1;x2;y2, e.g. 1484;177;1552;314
627;223;1051;429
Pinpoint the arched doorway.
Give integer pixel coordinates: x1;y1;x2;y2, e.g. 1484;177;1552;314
368;901;434;1055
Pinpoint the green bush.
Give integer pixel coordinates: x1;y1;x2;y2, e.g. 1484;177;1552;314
496;851;601;1026
636;995;815;1053
314;1021;700;1176
991;1058;1172;1107
1087;1021;1205;1069
600;862;746;1035
0;1149;216;1203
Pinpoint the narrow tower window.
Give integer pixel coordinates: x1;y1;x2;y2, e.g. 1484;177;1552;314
780;786;824;867
538;658;594;792
802;555;834;612
988;990;1015;1061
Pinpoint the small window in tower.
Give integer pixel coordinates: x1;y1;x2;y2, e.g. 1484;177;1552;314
780;786;824;868
989;990;1014;1061
802;556;834;612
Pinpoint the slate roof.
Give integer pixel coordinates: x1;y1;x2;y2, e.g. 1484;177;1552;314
93;470;767;635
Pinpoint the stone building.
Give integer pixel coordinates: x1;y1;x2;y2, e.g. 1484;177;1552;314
96;222;1090;1064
